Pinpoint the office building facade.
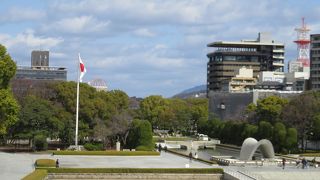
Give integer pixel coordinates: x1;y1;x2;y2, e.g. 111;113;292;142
207;33;285;92
310;34;320;90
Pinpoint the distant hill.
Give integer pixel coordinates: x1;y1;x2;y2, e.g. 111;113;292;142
172;85;207;99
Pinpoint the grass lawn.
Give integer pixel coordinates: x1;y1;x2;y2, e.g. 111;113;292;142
22;169;47;180
50;150;160;156
35;159;56;168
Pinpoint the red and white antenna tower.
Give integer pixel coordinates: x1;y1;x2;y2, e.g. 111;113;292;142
294;17;310;67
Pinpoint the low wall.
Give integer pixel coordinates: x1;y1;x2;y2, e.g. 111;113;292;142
47;173;223;180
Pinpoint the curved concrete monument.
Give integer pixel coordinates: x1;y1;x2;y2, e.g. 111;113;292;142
239;137;275;161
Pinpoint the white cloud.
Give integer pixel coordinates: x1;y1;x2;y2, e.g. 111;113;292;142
0;30;63;49
133;28;156;37
43;16;110;34
0;7;45;22
1;0;319;97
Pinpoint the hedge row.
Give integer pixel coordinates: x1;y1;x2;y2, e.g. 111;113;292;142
51;150;160;156
22;169;47;180
153;136;194;142
47;168;223;174
300;153;320;157
35;159;56;167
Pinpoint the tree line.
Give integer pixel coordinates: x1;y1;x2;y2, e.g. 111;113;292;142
1;43;320;153
0;43;209;151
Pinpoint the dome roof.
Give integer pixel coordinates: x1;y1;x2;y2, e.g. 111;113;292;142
89;78;108;91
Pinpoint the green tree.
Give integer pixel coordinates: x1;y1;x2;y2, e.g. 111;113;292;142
167;98;189;133
34;134;48;151
273;122;287;152
286;128;298;152
140;95;169;129
0;44;16;89
258;121;273;140
0;44;19;137
241;123;258;140
247;96;288;123
10;95;64;147
220;121;244;145
312;114;320;140
187;98;208;135
126;119;153;150
0;89;19;135
137;120;153;150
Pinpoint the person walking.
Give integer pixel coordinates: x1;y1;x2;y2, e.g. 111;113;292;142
302;158;307;169
189;152;193;162
282;158;286;169
56;159;60;168
312;158;317;168
158;144;162;152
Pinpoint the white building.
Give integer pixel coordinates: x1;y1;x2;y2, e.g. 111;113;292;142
221;67;257;92
288;60;303;73
258;71;285;83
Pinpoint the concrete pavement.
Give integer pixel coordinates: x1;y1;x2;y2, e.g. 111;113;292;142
0;151;213;180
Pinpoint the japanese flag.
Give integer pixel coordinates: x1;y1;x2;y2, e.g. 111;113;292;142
79;54;86;82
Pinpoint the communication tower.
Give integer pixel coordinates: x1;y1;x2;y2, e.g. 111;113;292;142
294;17;310;67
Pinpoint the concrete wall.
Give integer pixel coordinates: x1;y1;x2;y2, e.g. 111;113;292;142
47;173;223;180
209;90;301;121
209;91;253;121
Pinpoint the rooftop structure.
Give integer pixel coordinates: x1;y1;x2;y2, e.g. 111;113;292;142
31;50;49;67
89;78;108;91
207;33;285;92
14;50;67;81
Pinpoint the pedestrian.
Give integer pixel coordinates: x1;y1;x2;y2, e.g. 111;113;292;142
302;158;307;169
56;159;59;168
296;158;301;168
282;158;286;169
189;152;193;162
158;144;162;152
312;158;317;168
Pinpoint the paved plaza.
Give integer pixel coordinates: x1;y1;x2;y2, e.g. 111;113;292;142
2;151;320;180
0;151;212;180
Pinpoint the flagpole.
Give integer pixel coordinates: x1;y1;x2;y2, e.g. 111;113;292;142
75;53;80;151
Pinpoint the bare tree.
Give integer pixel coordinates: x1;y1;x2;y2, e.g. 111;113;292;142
282;92;320;151
107;110;133;147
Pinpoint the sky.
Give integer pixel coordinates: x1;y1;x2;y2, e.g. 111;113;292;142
1;0;320;97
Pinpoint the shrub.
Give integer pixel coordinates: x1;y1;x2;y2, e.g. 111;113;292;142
34;134;48;151
127;119;153;150
22;169;47;180
136;145;154;151
84;143;104;151
51;150;160;156
35;159;56;168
